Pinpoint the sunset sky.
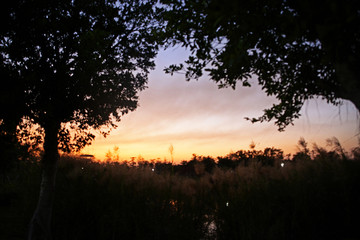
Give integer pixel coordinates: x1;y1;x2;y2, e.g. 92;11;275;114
81;47;359;163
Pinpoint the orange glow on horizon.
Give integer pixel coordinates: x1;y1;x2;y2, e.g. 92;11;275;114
80;48;359;163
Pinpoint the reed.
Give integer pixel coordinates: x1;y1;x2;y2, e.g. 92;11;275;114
1;141;360;240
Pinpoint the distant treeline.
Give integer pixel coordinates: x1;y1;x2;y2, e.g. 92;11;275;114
100;137;360;177
1;137;360;240
1;136;359;178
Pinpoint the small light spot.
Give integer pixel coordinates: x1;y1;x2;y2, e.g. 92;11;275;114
151;168;155;172
81;167;84;170
226;202;229;207
281;163;285;167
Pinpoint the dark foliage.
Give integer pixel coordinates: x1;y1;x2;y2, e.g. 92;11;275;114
1;0;160;149
1;144;360;240
1;0;161;238
160;0;360;130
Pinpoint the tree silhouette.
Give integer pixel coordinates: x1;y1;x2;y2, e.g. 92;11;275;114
1;0;159;239
160;0;360;130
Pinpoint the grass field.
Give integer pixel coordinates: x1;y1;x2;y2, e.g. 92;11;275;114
1;143;360;240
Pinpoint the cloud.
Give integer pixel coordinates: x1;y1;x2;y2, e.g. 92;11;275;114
82;47;359;161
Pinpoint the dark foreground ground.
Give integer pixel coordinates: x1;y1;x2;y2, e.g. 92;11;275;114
1;149;360;240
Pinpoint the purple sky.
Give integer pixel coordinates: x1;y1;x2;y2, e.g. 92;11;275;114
82;47;359;162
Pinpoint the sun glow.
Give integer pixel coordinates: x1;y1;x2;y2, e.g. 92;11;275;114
80;48;359;163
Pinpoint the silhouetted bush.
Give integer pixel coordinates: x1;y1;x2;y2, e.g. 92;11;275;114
1;140;360;240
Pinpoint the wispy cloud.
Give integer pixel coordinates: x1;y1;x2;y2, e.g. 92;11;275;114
82;48;359;162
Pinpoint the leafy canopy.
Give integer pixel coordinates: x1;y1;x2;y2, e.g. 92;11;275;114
1;0;160;151
160;0;360;130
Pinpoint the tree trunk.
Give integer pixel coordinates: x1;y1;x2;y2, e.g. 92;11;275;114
28;121;60;240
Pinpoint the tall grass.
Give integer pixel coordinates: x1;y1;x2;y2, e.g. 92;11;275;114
1;142;360;240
